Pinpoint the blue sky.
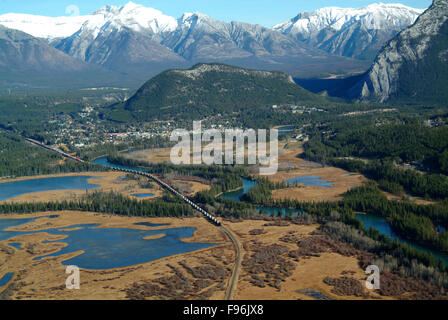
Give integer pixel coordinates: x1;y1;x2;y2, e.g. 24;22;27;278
0;0;432;27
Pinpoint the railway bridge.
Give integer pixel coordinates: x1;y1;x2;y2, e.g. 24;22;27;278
110;167;221;226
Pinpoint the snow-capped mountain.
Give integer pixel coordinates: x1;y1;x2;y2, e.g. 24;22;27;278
161;13;251;60
0;2;176;40
50;2;367;79
0;1;370;84
0;13;90;40
161;12;317;60
54;2;184;75
75;2;177;39
274;3;424;60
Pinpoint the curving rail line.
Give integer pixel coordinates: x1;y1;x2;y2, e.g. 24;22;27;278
25;138;242;299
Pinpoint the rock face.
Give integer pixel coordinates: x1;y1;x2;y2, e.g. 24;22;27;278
349;0;448;103
0;25;85;72
55;26;187;79
0;24;117;88
274;3;423;61
161;13;317;61
159;13;367;78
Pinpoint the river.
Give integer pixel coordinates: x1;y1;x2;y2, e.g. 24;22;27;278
355;213;448;264
94;156;448;264
222;178;448;264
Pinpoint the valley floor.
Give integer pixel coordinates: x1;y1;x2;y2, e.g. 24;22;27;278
0;211;404;300
1;144;445;300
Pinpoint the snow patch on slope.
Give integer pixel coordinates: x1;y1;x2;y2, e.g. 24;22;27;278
0;13;90;40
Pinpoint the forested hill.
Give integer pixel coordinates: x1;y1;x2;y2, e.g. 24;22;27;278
106;63;324;122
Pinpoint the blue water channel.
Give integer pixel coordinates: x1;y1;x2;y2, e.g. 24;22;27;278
355;213;448;264
0;216;216;269
93;157;152;172
0;176;101;201
220;178;302;217
221;179;448;263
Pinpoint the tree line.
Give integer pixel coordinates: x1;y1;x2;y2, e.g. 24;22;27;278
0;191;193;217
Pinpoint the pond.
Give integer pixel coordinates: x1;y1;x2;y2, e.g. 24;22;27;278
279;162;292;168
0;217;39;241
0;217;217;270
8;242;22;250
0;272;14;287
277;126;296;137
0;176;101;201
285;175;334;188
131;193;155;198
220;178;302;217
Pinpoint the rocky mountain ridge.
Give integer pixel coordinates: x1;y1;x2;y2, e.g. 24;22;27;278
349;0;448;103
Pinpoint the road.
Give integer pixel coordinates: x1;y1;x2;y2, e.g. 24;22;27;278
26;138;242;300
221;226;242;300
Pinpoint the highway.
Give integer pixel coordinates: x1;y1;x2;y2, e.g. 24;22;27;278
221;226;242;300
26;138;242;299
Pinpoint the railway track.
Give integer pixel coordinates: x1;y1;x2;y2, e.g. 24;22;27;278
26;138;242;299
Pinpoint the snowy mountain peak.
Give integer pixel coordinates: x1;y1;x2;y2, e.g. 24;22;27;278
0;13;91;40
0;1;178;40
180;12;211;23
94;2;158;17
273;2;425;60
121;1;143;12
85;2;177;35
274;3;424;36
176;12;216;32
93;1;141;14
